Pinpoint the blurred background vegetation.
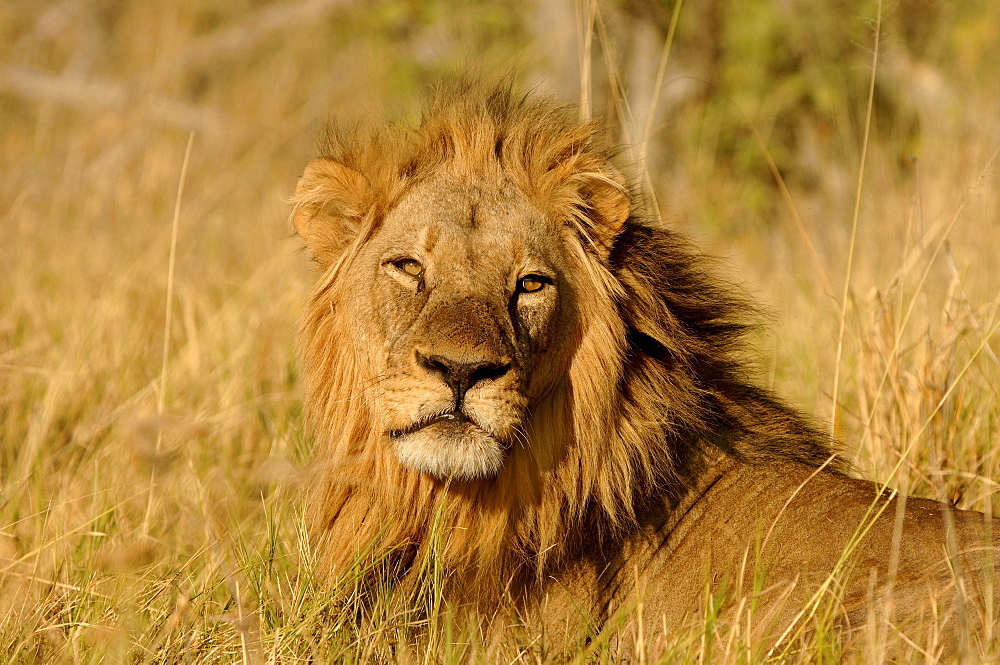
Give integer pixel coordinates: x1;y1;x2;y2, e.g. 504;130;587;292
1;0;999;660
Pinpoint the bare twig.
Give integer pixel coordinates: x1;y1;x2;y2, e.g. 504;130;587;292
1;0;361;132
0;66;223;132
175;0;361;73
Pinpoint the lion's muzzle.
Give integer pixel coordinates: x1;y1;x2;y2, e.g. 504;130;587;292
414;350;511;408
383;292;526;479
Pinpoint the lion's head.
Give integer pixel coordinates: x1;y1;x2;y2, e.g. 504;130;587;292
292;81;834;603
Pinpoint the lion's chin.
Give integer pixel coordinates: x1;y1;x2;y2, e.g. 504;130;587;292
392;419;505;480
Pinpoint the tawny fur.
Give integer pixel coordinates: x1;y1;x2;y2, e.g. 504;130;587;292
292;81;843;611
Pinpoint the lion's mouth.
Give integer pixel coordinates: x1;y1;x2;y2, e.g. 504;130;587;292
389;410;475;439
389;409;512;478
429;411;470;426
389;410;510;446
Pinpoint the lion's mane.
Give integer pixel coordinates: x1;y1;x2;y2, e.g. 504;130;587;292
296;80;839;608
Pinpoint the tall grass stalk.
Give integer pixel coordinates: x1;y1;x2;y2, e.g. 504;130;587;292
142;131;195;539
830;0;881;436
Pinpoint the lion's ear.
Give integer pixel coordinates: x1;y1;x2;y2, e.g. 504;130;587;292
292;157;371;268
552;154;631;257
580;163;630;252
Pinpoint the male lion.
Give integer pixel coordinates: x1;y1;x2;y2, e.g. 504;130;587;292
291;81;998;655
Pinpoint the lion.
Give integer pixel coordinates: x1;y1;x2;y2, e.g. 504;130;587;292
291;80;999;655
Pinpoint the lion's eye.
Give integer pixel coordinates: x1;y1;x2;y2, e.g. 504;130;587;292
393;259;424;277
518;275;548;293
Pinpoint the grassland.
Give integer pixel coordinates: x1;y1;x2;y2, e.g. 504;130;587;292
1;0;999;661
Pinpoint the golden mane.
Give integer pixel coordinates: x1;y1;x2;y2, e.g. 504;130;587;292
295;80;841;609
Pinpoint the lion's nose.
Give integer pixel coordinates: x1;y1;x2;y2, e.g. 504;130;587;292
415;350;510;404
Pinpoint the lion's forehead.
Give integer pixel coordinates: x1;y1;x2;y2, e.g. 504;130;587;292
377;173;562;272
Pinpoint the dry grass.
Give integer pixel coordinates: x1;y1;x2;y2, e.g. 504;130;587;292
1;0;999;661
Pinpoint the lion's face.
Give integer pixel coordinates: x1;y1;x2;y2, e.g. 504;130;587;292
294;97;630;486
340;169;576;479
